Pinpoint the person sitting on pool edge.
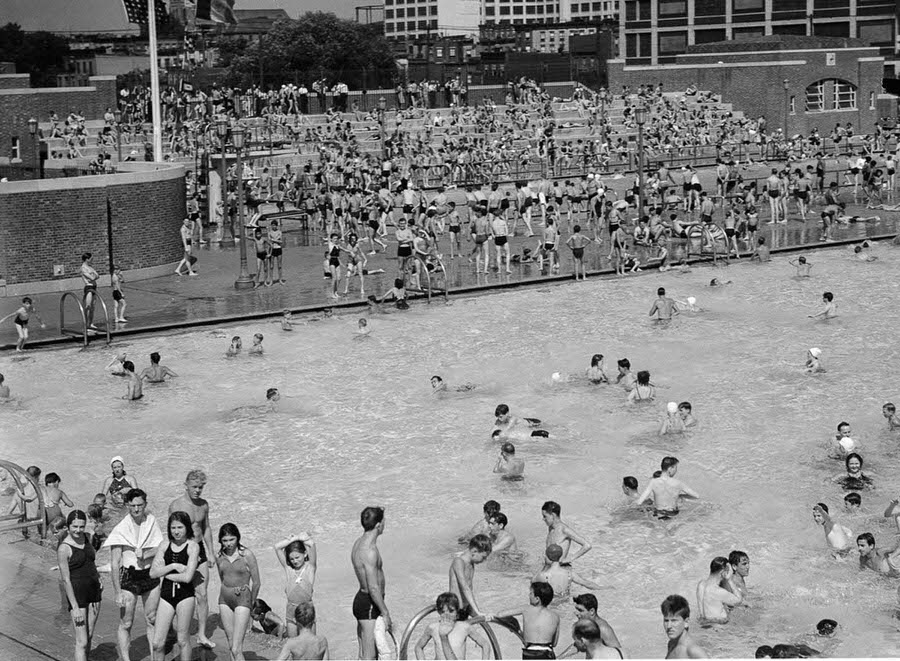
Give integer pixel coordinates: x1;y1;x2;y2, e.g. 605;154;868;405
492;404;549;439
493;442;525;481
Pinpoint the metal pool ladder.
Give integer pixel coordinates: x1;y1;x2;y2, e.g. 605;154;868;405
0;460;47;538
398;603;523;659
59;291;112;348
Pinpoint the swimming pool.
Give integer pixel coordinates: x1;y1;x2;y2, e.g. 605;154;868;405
3;243;900;658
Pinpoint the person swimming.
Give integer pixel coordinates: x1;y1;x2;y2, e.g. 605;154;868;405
834;453;872;490
431;375;476;394
492;404;548;439
587;354;609;384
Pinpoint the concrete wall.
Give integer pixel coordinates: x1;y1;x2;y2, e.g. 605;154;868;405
0;162;185;295
608;46;885;136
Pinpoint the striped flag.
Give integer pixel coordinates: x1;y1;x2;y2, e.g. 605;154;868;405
122;0;169;25
195;0;237;24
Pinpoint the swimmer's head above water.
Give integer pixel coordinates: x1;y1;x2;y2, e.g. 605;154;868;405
266;387;280;401
495;403;510;422
591;354;604;367
816;619;838;637
623;476;639;496
500;442;515;456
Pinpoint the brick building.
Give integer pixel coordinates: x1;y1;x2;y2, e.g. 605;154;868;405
618;0;897;76
608;36;890;136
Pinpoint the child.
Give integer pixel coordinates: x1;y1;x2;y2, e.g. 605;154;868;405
806;347;826;373
276;602;329;660
828;421;859;458
249;333;264;355
87;503;108;550
226;336;242;357
621;250;641;273
566;224;591;281
751;236;770;262
790;256;812;277
844;492;861;512
0;297;46;352
41;472;73;532
414;592;490;660
377;278;408;310
355;318;370;338
809;292;836;319
659;402;684;435
853;245;878;262
253;227;271;288
281;309;294;331
678;402;697;428
447;201;462;259
341;233;368;296
111;265;127;322
106;352;128;376
882;403;900;431
250;598;285;637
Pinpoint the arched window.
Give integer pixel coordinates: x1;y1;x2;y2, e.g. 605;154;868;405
805;79;857;112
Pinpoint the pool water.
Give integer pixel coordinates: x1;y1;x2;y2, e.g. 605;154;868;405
4;244;900;658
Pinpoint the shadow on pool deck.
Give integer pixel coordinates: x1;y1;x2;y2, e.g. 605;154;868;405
0;533;279;660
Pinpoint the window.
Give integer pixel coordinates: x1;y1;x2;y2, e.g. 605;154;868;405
385;9;394;18
789;96;795;114
625;0;651;20
658;31;687;54
733;27;764;39
435;47;444;57
694;0;725;17
659;0;686;16
733;0;763;9
527;5;536;12
429;5;436;13
11;136;20;160
513;5;523;13
407;20;416;29
580;2;589;10
858;20;894;45
626;32;651;58
485;5;495;14
385;22;395;31
396;8;404;17
817;22;849;37
772;23;806;36
449;46;456;56
695;28;726;43
869;91;875;109
805;80;824;111
500;6;510;14
833;81;856;109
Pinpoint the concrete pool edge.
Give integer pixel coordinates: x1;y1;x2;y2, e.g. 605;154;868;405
2;233;895;352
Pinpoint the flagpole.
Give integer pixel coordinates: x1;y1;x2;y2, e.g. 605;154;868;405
148;0;163;162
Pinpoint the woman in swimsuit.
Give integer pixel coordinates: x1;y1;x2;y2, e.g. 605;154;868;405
57;510;103;661
175;217;197;276
274;532;318;637
151;511;199;661
100;457;138;519
216;523;259;661
834;453;873;491
326;233;342;299
340;233;368;296
628;370;655;403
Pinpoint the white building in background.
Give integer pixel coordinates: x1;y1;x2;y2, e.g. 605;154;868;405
384;0;616;43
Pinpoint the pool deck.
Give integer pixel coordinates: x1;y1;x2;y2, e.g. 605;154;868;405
1;161;899;350
0;534;276;660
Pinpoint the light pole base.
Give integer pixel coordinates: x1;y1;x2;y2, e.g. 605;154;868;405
234;276;255;290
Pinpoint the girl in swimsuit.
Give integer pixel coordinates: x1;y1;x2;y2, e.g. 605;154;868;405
57;510;103;661
151;511;199;661
326;233;342;299
216;523;259;661
274;532;318;637
587;354;609;384
628;370;655;403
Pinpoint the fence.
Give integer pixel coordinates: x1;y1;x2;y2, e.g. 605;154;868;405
0;164;109;181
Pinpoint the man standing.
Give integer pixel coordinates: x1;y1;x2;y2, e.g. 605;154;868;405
449;534;492;618
635;457;699;519
104;488;164;661
81;252;100;329
351;506;391;660
168;470;216;649
541;501;593;564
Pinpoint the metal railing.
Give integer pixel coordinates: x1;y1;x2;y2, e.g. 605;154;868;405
60;291;112;348
0;460;47;538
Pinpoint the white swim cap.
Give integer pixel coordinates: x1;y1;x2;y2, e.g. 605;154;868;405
667;402;678;414
110;455;125;467
551;372;562;382
809;347;822;357
687;296;696;306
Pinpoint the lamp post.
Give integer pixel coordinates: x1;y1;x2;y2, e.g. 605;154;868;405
635;105;646;217
216;117;230;245
27;117;38;179
231;125;254;289
114;109;123;164
783;79;790;139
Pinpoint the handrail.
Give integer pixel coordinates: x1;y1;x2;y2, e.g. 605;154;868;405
0;460;47;538
398;603;524;659
59;291;88;349
59;291;112;348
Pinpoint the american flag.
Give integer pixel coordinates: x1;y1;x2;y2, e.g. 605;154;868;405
122;0;169;25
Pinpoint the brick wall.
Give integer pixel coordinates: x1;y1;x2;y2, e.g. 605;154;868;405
0;163;185;288
0;74;30;89
608;47;884;136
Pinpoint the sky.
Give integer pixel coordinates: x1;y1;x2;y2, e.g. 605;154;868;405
4;0;358;35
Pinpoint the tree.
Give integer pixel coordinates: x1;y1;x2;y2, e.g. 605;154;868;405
219;12;396;89
0;23;70;86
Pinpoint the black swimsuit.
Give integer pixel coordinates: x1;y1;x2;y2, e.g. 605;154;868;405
161;543;195;607
328;245;341;267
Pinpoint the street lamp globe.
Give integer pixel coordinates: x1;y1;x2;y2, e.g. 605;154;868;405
231;126;245;150
216;116;229;139
635;106;645;126
27;117;38;136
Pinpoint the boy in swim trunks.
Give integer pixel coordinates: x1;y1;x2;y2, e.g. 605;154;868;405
635;457;699;519
882;403;900;431
477;582;560;660
493;442;525;480
277;602;329;660
857;532;900;577
122;361;143;400
566;224;592;281
111;265;127;322
0;297;46;351
808;291;836;319
415;592;491;660
449;534;492;619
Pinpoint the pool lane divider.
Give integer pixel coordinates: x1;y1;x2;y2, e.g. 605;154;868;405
1;232;896;352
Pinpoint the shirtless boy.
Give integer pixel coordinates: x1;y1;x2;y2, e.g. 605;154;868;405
277;602;329;660
0;297;46;351
696;556;742;624
882;403;900;431
661;594;707;658
122;361;143;400
494;443;525;480
168;470;215;648
635;457;699;519
140;352;178;383
351;506;391;660
808;292;836;319
449;534;492;618
487;513;518;554
479;582;560;660
533;544;602;599
541;501;593;563
459;501;500;544
572;619;622;659
722;551;750;601
857;532;900;577
649;287;679;321
414;592;490;660
812;503;854;557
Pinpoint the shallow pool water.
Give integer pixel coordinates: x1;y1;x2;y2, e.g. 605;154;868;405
3;243;900;658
